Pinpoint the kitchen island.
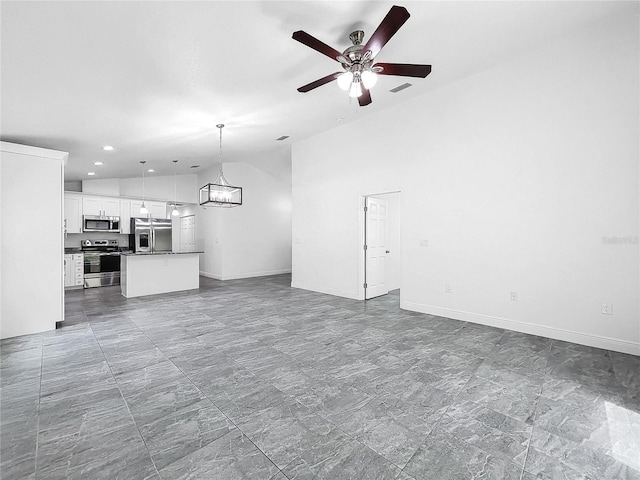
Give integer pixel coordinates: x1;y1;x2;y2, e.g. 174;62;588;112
120;252;203;298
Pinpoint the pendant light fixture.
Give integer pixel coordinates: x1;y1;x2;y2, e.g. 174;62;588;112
139;161;149;215
199;124;242;207
171;160;180;217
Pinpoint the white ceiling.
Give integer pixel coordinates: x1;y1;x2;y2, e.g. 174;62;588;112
1;1;631;181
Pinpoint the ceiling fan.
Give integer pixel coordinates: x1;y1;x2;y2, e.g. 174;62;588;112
292;5;431;106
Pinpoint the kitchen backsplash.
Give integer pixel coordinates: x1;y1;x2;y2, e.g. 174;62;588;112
65;232;130;248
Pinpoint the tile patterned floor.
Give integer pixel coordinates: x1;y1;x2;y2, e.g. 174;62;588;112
1;274;639;479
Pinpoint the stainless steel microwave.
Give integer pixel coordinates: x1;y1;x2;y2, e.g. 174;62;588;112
83;215;120;233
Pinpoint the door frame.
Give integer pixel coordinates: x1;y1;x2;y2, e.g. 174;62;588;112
358;190;401;301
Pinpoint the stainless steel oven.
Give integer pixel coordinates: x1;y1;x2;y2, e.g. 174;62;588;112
82;239;121;288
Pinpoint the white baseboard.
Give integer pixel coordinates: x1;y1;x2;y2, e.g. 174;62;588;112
199;271;222;280
402;301;640;356
290;281;358;300
199;269;291;281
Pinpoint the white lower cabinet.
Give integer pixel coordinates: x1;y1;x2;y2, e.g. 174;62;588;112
64;254;84;288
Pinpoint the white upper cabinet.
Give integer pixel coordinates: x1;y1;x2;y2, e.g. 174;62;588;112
64;193;82;234
102;197;120;216
149;201;167;219
82;196;120;217
82;196;101;216
130;200;167;219
120;199;132;234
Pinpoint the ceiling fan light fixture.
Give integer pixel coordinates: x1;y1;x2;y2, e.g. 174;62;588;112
348;79;362;98
337;71;353;90
293;6;431;105
361;70;378;89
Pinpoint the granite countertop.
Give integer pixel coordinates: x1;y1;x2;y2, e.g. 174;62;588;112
64;248;133;254
121;251;204;256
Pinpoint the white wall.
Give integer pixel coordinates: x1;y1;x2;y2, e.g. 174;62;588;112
291;12;639;354
198;160;292;280
1;142;67;338
83;174;199;204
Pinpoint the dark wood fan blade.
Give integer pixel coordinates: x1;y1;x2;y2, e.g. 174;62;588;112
374;63;432;78
297;72;342;93
362;6;410;59
358;87;372;106
293;31;343;62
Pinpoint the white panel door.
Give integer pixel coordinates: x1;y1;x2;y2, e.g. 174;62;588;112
365;197;389;299
180;215;196;252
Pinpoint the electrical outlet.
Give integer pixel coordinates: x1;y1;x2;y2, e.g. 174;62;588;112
510;291;518;301
601;303;613;315
445;284;451;293
419;239;429;247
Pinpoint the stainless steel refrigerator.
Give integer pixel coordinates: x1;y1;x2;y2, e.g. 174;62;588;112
130;218;172;253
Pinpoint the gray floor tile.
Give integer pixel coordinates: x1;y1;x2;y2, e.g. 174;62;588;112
0;274;635;479
139;398;234;470
233;398;335;469
439;399;532;467
158;428;280;479
404;428;523;480
281;427;403;479
36;422;157;480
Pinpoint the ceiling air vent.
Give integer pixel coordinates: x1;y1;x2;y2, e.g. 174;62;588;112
276;135;290;141
390;83;412;93
190;165;200;168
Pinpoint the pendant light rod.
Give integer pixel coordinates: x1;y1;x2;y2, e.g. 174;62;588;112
171;160;179;216
217;124;224;174
139;160;148;215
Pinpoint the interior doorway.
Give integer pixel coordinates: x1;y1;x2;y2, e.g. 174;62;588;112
362;191;401;301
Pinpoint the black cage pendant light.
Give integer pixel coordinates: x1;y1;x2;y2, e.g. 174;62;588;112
199;124;242;207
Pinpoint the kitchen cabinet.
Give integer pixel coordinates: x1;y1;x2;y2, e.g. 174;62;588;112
150;201;167;219
64;253;84;288
82;196;120;217
64;194;83;234
130;200;167;219
120;199;132;234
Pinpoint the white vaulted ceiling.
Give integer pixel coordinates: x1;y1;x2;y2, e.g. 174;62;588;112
0;1;631;181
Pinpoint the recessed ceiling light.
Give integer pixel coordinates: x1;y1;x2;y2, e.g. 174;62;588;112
102;146;114;151
88;172;96;176
94;161;103;166
147;169;154;173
